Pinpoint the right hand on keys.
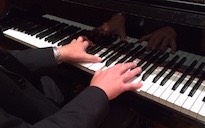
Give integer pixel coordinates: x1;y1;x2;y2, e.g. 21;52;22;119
90;63;142;100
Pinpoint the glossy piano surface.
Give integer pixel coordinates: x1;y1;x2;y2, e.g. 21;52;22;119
1;0;205;127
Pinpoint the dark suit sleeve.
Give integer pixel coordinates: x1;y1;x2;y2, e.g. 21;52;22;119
0;107;32;128
33;86;110;128
9;47;57;71
0;86;109;128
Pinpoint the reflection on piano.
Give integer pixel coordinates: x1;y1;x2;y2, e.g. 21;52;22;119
1;0;205;127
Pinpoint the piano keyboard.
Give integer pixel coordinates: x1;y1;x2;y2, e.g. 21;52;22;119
1;14;205;125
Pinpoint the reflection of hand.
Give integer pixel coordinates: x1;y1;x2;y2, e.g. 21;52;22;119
139;26;177;54
0;0;7;17
90;63;142;100
95;13;126;41
58;36;102;63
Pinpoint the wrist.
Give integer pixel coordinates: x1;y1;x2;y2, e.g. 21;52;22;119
53;47;62;64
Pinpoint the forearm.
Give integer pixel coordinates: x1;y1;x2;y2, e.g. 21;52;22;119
9;47;57;71
33;86;109;128
0;107;32;128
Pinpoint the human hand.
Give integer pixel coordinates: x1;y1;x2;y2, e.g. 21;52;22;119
95;13;126;41
139;26;177;54
0;0;8;17
58;36;102;63
90;63;142;100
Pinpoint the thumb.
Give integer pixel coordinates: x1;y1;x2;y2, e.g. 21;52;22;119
138;34;151;43
118;30;127;41
83;53;102;62
125;81;143;91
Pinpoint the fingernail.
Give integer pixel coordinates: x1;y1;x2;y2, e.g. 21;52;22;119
97;57;102;62
133;61;137;66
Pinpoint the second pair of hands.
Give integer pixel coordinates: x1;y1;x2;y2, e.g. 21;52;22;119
95;14;177;54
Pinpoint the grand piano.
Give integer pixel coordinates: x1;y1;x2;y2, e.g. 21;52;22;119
1;0;205;127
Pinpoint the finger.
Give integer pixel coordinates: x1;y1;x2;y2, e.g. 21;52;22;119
122;67;142;82
81;36;88;41
83;53;102;62
118;30;127;41
85;39;95;46
170;39;177;54
82;40;90;49
76;36;84;42
70;39;77;44
138;34;151;43
124;81;143;91
115;62;137;75
148;35;162;50
160;38;170;52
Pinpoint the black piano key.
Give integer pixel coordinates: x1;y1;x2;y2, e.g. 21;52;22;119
142;52;169;81
153;55;179;83
24;23;40;33
102;42;127;63
28;18;60;35
172;60;198;90
58;29;90;46
15;22;33;32
29;25;49;36
44;25;70;42
141;50;164;71
88;37;119;55
180;62;205;93
36;23;67;39
188;71;205;97
125;47;146;63
203;97;205;102
48;26;81;43
99;41;122;58
26;24;43;34
160;57;187;86
116;45;142;64
105;43;135;66
87;45;100;53
137;50;158;67
180;78;193;94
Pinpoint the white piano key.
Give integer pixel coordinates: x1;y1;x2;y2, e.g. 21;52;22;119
174;77;198;111
88;61;106;71
135;64;154;94
79;48;107;68
3;14;94;49
3;29;56;48
161;73;184;107
161;51;195;107
159;51;192;105
181;80;205;115
174;55;204;111
197;99;205;122
156;70;180;103
145;66;164;98
166;75;191;108
152;50;184;102
145;49;173;99
106;54;126;68
190;82;205;118
88;48;117;71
